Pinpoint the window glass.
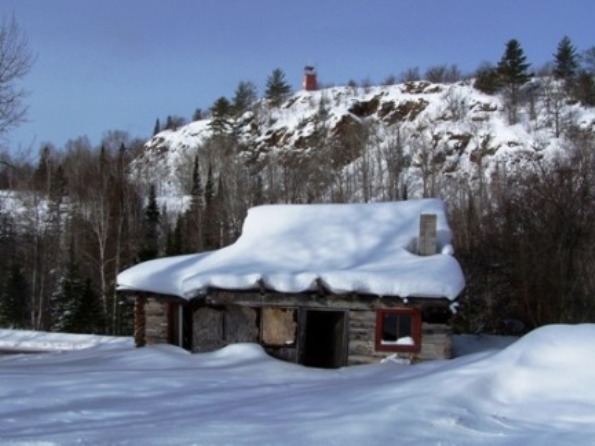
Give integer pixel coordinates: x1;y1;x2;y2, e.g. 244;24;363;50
376;309;421;352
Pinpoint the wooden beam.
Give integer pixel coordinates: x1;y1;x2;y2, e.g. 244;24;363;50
134;295;147;348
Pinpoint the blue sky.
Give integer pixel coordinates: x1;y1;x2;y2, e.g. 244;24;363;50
3;0;594;155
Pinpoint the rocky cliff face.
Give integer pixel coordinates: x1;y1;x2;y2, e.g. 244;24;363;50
132;79;594;202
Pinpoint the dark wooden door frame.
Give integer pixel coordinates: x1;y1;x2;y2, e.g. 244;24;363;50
297;308;349;368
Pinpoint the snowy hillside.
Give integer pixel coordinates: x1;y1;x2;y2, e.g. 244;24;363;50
132;79;595;200
1;325;595;444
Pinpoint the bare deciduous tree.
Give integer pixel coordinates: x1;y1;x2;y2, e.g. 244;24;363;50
0;15;34;136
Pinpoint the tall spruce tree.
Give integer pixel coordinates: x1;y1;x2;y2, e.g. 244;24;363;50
52;240;104;334
497;39;531;123
165;216;184;256
232;81;258;116
137;184;160;261
51;241;84;332
497;39;531;87
208;97;232;136
553;36;579;82
0;262;29;328
574;70;595;106
474;62;500;94
181;154;204;252
203;163;219;250
265;68;291;107
72;278;104;334
192;108;203;121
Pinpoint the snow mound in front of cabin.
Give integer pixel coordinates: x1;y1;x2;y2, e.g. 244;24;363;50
483;324;595;404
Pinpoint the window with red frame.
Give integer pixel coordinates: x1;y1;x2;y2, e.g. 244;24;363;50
375;308;421;353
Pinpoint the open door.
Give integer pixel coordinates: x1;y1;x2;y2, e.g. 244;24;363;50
168;303;193;351
299;309;348;368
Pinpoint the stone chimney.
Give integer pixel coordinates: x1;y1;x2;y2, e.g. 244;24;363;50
418;213;437;256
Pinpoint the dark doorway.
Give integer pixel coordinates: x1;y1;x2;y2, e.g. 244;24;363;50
300;310;348;368
168;303;194;351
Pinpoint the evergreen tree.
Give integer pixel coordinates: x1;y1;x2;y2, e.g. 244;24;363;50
208;96;232;135
0;263;29;328
203;163;219;250
33;145;53;192
52;238;104;334
137;184;160;261
49;164;67;205
265;68;291;107
497;39;531;87
153;118;161;136
473;62;500;94
497;39;531;123
180;154;204;252
71;278;104;334
51;242;84;332
165;216;184;256
192;108;203;121
553;36;579;82
574;70;595;106
582;46;595;75
232;81;257;116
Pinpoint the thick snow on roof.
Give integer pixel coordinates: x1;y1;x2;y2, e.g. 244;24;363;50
117;198;465;300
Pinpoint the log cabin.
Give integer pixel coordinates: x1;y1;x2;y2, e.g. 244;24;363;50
117;199;465;368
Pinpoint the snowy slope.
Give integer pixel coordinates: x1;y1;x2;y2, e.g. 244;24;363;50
1;324;594;444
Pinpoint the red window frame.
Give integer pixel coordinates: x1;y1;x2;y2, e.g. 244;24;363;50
375;308;422;353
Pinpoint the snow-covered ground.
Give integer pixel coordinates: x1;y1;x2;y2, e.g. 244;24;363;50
1;325;595;445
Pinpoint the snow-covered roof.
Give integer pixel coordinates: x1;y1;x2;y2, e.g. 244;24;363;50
117;199;465;301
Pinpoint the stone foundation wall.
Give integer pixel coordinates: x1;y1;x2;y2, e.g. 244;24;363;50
145;298;168;345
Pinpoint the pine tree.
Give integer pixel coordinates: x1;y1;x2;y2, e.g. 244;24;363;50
71;278;104;334
473;63;500;94
265;68;291;107
582;46;595;75
553;36;579;82
497;39;531;87
181;154;204;252
208;96;232;135
203;163;219;250
52;239;105;334
190;154;203;202
232;81;257;116
497;39;531;123
51;244;84;332
137;184;160;261
192;108;203;121
165;216;184;256
33;145;52;192
0;263;29;328
153;118;161;136
49;164;67;205
574;70;595;106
